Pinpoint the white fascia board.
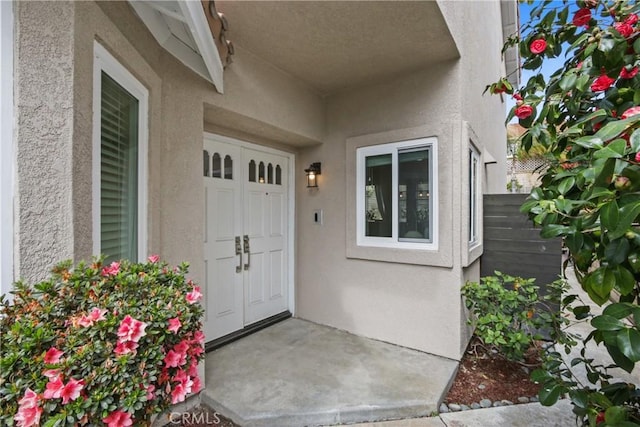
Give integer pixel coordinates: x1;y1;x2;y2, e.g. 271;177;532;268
179;1;224;94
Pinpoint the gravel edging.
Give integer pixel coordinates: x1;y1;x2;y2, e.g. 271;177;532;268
439;396;539;414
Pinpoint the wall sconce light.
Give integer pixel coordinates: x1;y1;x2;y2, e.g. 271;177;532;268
305;162;321;188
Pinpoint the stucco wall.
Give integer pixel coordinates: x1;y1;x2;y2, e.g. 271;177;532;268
295;62;468;360
14;1;76;282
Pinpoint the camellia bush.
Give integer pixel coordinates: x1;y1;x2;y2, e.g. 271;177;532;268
489;0;640;425
0;257;205;427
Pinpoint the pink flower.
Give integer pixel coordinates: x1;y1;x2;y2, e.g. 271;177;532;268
164;350;186;368
43;369;61;379
529;38;547;55
635;152;640;162
168;317;182;334
77;315;94;327
173;340;190;356
15;389;42;427
117;315;147;343
89;307;108;322
512;93;522;101
590;74;615;92
146;384;156;401
621;106;640;119
147;254;160;263
186;286;203;304
43;375;65;400
192;376;203;393
43;347;64;364
573;8;591;27
101;261;121;277
60;378;84;404
193;330;205;345
614;22;634;38
103;410;133;427
515;105;534;120
620;66;639;79
114;341;139;356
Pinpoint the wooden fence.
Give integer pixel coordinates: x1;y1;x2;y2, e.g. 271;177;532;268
481;194;562;288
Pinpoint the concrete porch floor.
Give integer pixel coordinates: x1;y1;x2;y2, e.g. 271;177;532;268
202;319;458;427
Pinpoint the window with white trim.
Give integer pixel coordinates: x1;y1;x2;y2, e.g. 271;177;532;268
93;43;148;263
469;145;480;245
356;138;438;250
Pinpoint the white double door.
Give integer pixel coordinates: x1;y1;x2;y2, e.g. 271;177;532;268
203;137;290;341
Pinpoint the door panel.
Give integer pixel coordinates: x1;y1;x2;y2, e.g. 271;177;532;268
203;140;243;341
242;148;288;325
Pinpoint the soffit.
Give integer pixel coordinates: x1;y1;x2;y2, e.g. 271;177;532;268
216;0;459;95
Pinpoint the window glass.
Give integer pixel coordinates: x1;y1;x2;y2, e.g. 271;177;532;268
365;154;392;237
224;155;233;179
398;148;430;241
100;72;139;263
469;147;479;243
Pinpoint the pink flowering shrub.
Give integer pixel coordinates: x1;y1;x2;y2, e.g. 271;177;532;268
0;257;204;426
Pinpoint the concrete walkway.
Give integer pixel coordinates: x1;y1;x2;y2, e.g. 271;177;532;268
202;319;458;427
202;267;639;427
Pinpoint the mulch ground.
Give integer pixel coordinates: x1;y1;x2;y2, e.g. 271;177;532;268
444;337;543;405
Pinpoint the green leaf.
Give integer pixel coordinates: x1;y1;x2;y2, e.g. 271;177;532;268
558;177;575;195
616;327;640;362
539;383;563;406
540;224;573;238
605;406;628;425
601;200;620;232
613;265;635;296
569;390;589;409
610;202;640;240
591;315;625;331
559;74;577;92
605;238;630;264
605;343;635;373
575;135;604;149
604;303;634;319
630;129;640;152
573;305;591;320
595;120;633;143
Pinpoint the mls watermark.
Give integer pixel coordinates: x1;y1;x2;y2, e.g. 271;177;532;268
168;411;222;425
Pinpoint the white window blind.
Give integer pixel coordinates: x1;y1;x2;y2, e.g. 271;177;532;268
100;72;139;262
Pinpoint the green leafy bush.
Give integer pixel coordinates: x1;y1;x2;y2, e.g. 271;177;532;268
462;272;564;361
488;0;640;423
0;257;204;427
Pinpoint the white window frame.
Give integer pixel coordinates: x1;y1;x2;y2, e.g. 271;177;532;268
356;137;438;250
469;145;480;246
0;0;14;297
92;42;148;262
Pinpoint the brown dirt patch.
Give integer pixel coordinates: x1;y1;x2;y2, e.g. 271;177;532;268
444;338;543;405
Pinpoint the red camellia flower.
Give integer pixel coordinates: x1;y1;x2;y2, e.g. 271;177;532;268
625;13;638;25
622;106;640;119
573;8;592;27
620;66;639;79
530;38;547;54
614;21;634;38
635;152;640;162
515;104;534;119
590;74;615;92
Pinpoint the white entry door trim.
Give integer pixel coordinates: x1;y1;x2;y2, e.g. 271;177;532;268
203;132;296;332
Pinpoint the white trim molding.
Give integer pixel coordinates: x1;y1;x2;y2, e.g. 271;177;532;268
93;41;149;262
0;0;14;298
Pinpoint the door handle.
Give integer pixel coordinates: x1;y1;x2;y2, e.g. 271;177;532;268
243;235;250;271
235;236;242;273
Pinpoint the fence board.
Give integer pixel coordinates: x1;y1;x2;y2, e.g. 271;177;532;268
481;194;562;290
